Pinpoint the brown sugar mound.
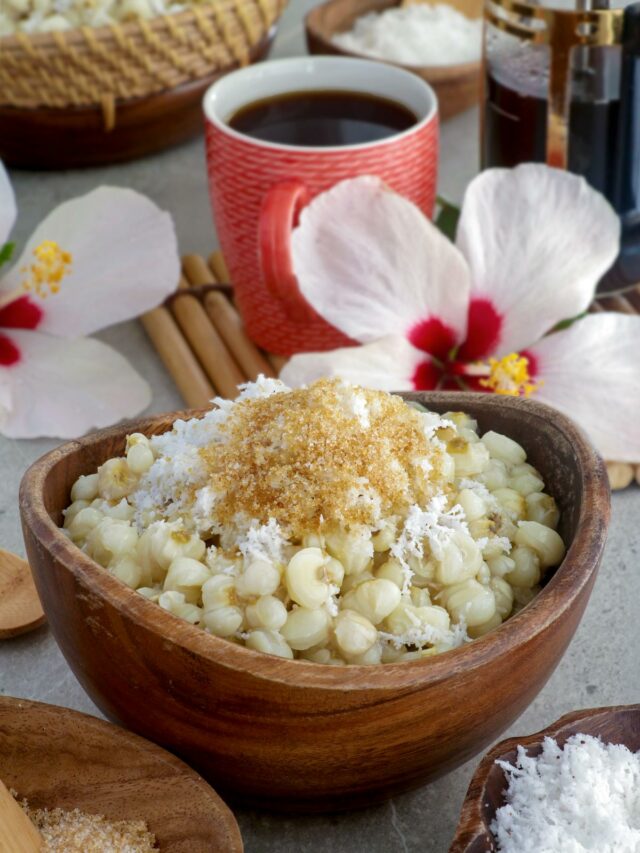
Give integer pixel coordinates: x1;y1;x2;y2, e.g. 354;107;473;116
200;379;447;539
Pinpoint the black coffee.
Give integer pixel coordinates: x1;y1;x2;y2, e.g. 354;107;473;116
228;89;417;147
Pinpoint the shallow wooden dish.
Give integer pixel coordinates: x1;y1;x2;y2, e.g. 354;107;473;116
19;393;610;812
0;33;274;170
0;695;242;851
450;704;640;852
305;0;482;120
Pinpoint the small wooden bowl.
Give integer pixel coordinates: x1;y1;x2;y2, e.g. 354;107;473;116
305;0;483;120
450;704;640;852
0;695;243;851
19;393;610;812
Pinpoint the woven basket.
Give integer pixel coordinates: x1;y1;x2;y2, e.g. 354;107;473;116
0;0;287;124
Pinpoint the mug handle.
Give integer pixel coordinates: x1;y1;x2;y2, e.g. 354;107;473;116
259;180;318;323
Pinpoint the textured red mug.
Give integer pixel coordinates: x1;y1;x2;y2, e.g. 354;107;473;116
204;57;439;356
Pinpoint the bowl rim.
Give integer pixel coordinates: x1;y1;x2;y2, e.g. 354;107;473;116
304;0;482;77
19;391;610;692
450;703;640;852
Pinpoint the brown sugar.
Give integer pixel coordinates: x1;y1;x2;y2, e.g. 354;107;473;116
199;379;447;539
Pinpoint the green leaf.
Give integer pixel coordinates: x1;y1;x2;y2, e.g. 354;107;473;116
435;196;460;241
0;241;15;268
551;311;588;332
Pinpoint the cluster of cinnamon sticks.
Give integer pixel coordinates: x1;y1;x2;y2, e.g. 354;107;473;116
140;251;286;408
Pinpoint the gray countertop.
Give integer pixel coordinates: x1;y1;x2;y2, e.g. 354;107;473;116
2;3;639;850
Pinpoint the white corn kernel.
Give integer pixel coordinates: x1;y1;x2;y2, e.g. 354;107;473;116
126;442;154;475
325;527;373;575
70;473;99;502
158;590;186;614
163;556;211;603
202;605;243;637
481;431;527;465
476;561;491;585
102;499;135;521
201;574;237;610
381;643;406;663
490;576;514;619
245;630;293;659
515;521;566;568
63;500;90;527
438;579;496;628
285;547;332;609
509;471;545;496
324;557;345;588
451;441;490;478
281;607;330;650
302;533;324;549
349;641;383;665
486;554;516;578
245;595;288;631
476;458;509;491
302;648;332;664
492;487;526;521
236;558;281;598
384;602;450;636
410;586;431;607
97;458;138;501
340;570;374;594
443;411;478;432
467;611;503;639
137;586;161;602
505;545;541;588
456;488;486;522
375;558;406;589
67;507;103;542
110;556;143;589
371;518;398;552
150;523;206;572
341;578;401;625
334;609;377;657
436;530;482;585
526;493;560;529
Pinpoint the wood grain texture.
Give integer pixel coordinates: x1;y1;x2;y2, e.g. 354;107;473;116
0;550;45;640
450;704;640;852
0;35;274;170
305;0;482;120
0;696;242;852
19;393;610;812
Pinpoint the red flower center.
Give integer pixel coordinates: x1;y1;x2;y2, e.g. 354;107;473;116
408;298;506;391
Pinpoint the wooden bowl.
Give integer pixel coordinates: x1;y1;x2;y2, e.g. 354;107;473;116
19;392;610;812
305;0;482;120
0;695;243;851
450;704;640;852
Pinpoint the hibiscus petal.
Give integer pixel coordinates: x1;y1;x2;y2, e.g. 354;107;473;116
0;330;151;439
0;161;17;249
280;335;431;390
529;314;640;461
291;176;471;353
2;187;179;336
456;164;620;358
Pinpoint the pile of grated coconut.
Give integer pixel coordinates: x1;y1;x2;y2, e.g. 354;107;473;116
491;734;640;853
332;3;482;67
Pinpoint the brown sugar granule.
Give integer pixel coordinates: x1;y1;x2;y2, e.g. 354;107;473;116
199;378;447;538
19;799;157;852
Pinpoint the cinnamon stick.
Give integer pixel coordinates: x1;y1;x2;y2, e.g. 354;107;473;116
202;290;275;381
170;276;245;399
208;250;230;284
141;307;214;408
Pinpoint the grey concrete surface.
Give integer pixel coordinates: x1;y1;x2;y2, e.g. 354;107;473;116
1;3;639;850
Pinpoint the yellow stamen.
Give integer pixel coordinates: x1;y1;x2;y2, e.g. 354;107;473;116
478;353;542;397
21;240;72;299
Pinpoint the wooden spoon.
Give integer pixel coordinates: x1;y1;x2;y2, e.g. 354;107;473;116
0;550;45;639
0;777;43;852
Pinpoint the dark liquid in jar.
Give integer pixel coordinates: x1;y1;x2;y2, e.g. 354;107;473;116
228;90;418;147
483;66;620;199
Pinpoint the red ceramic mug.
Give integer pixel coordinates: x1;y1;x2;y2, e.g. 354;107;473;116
204;57;439;356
